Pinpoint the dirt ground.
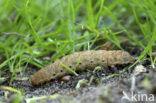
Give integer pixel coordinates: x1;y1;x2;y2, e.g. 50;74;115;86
0;47;156;103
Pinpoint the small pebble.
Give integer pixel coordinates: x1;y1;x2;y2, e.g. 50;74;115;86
151;52;156;57
61;75;71;82
133;65;147;76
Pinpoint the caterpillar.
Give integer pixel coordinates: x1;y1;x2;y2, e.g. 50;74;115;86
30;50;134;86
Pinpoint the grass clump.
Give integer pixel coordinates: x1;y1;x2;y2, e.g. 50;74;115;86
0;0;155;82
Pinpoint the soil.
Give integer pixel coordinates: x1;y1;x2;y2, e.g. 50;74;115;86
0;47;156;103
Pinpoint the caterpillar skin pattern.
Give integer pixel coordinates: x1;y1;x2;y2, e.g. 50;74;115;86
30;50;134;86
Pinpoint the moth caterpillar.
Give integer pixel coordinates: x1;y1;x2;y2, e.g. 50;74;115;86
30;50;134;86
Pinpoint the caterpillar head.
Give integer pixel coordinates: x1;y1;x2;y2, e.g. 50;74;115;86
120;51;135;64
108;51;134;65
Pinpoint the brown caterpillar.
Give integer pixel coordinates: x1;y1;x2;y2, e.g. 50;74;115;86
30;50;134;86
